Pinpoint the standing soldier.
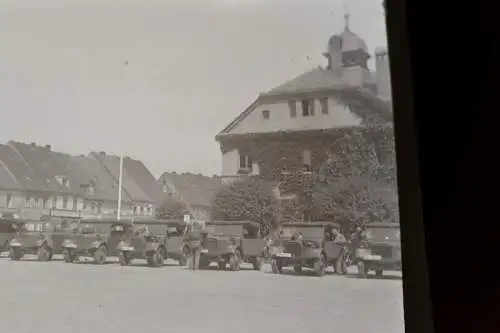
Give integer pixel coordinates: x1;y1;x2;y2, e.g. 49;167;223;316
183;221;206;270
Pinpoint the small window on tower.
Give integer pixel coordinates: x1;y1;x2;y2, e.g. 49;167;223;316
320;98;329;114
262;110;270;119
288;101;297;118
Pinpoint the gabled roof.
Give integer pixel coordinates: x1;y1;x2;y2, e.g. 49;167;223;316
2;142;50;192
122;157;163;205
266;68;345;95
216;67;392;139
71;155;132;203
0;154;21;191
90;152;153;203
159;172;223;208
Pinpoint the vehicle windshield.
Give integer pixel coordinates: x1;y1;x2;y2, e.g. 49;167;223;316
281;227;324;239
110;224;126;232
206;224;242;236
364;227;400;242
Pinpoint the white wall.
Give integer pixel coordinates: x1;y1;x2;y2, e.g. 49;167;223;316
228;97;361;135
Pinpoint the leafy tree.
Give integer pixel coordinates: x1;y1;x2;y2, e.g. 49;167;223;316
312;126;399;227
211;177;279;234
156;197;188;220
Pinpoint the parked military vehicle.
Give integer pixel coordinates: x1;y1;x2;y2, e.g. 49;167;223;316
0;212;25;252
9;220;75;261
164;220;188;266
269;222;350;277
116;219;172;267
354;222;401;278
61;218;135;264
196;221;266;271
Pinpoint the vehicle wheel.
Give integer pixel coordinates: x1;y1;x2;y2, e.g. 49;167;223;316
253;257;263;271
314;254;326;277
9;248;22;261
199;256;210;269
293;264;302;274
375;269;383;277
94;246;107;265
151;248;165;267
37;244;51;261
229;250;241;271
271;259;282;274
178;256;187;266
64;249;75;263
217;260;226;270
119;251;131;266
335;249;349;275
357;261;368;278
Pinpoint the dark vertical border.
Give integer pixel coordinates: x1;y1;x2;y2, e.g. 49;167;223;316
385;0;434;332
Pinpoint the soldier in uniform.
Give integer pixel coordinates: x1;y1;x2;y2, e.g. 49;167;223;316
183;221;206;270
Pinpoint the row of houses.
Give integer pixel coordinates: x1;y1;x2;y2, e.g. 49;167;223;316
0;141;222;222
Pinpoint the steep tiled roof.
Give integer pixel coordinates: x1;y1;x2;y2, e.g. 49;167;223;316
71;155;131;203
123;158;163;205
266;68;345;95
0;144;47;192
90;152;152;203
159;172;223;208
217;67;393;138
8;141;63;192
0;158;20;190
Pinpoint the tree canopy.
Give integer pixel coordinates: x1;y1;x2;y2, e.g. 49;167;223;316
156;197;188;220
211;177;279;234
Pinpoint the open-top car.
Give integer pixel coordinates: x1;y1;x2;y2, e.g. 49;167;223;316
61;218;127;264
354;222;401;278
196;220;266;271
269;221;350;277
116;218;174;267
9;220;75;261
0;212;25;252
164;220;188;266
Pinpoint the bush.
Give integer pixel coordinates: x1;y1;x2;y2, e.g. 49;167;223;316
211;177;279;234
156;198;187;220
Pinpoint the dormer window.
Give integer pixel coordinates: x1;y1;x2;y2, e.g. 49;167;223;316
55;176;70;188
87;185;95;196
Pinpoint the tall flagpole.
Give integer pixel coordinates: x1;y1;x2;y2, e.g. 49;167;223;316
117;155;124;220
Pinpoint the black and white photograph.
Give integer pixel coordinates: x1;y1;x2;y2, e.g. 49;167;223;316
0;1;404;332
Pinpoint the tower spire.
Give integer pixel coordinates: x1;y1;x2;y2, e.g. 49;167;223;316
343;3;350;32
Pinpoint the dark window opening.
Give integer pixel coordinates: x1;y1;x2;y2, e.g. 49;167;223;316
288;101;297;117
302;99;314;116
262;110;270;119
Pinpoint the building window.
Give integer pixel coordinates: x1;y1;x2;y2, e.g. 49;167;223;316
320;98;329;114
63;197;68;209
140;206;144;214
262;110;270;119
239;150;253;170
6;194;13;208
42;198;48;209
301;99;314;116
73;198;78;211
288;101;297;118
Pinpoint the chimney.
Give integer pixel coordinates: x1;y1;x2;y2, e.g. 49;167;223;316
45;144;51;151
324;35;343;78
375;46;392;102
99;151;106;156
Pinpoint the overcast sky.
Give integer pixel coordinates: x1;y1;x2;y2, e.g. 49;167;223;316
0;0;387;177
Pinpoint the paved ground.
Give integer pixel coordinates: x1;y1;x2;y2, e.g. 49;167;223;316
0;254;404;333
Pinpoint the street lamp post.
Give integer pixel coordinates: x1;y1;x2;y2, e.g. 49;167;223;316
117;155;124;220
